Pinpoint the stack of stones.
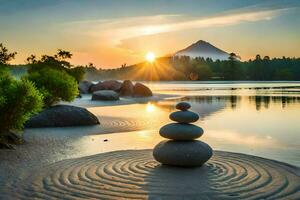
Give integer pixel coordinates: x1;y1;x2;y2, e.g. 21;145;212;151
153;102;213;167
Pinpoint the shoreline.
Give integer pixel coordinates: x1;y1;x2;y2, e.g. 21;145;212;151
66;93;183;108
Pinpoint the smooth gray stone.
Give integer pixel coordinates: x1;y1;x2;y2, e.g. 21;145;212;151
78;80;93;94
159;123;203;140
25;105;100;128
92;90;120;101
176;102;191;111
153;140;213;167
169;111;199;123
90;80;122;92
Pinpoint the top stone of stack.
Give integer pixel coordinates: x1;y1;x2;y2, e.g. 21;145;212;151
176;102;191;111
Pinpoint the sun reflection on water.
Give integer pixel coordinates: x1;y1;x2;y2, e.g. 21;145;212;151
146;102;156;113
137;130;154;141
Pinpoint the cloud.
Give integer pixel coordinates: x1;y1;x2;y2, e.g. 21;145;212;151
66;14;181;26
65;6;292;46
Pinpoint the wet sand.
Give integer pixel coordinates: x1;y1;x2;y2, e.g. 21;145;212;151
0;94;300;199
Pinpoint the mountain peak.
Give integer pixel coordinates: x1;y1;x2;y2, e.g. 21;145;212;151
175;40;229;60
192;40;216;49
195;40;208;44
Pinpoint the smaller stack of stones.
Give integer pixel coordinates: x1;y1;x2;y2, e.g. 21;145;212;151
153;102;213;167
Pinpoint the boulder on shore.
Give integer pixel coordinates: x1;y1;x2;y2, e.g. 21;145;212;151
119;80;134;96
133;83;152;97
78;81;94;94
25;105;100;128
90;80;122;92
92;90;120;101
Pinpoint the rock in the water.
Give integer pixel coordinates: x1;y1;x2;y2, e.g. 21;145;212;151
25;105;100;128
176;102;191;111
169;111;199;123
92;90;120;101
120;80;134;96
153;140;213;167
78;80;93;94
133;83;152;97
90;80;122;92
159;123;203;140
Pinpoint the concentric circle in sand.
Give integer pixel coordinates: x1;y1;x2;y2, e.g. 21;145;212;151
13;150;300;199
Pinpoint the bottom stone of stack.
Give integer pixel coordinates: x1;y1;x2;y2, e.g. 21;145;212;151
153;140;213;167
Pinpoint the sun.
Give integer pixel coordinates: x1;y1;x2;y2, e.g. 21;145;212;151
145;52;156;62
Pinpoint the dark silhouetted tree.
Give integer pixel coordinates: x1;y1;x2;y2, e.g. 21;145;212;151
55;49;72;61
0;43;17;65
26;54;37;64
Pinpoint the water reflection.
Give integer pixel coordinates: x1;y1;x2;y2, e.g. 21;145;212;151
180;96;240;110
180;95;300;112
249;96;300;110
146;102;156;113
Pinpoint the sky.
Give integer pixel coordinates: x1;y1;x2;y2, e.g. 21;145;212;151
1;0;300;68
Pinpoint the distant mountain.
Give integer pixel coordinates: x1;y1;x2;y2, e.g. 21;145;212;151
174;40;229;60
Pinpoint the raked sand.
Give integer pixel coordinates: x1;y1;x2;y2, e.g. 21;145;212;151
6;150;300;199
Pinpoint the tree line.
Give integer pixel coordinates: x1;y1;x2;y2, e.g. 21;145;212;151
2;42;299;81
84;53;300;81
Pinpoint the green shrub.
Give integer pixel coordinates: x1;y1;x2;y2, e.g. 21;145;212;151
27;67;78;107
66;66;85;82
28;63;85;82
0;70;43;133
26;50;85;82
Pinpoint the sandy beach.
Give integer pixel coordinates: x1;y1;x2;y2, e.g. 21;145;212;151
1;91;300;199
